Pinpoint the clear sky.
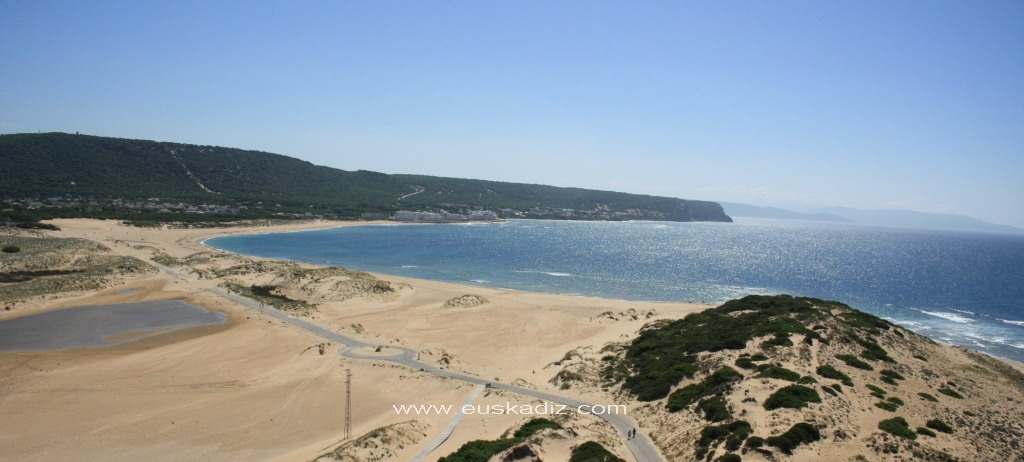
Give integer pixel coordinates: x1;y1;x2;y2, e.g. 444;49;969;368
2;1;1023;226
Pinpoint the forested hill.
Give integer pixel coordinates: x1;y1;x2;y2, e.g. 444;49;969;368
0;132;731;222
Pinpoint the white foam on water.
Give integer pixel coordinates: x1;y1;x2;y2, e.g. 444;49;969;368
1001;319;1024;327
911;308;973;324
401;265;418;268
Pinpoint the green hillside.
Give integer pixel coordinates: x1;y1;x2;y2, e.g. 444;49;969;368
0;132;731;222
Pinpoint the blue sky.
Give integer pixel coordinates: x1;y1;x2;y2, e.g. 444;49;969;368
2;1;1022;226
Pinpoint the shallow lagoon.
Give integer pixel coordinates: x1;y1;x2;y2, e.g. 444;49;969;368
0;300;225;351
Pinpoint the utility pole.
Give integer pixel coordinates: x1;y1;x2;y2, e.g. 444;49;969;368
344;369;352;440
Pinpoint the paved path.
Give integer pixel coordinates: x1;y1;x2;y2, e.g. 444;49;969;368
204;285;665;461
410;384;487;462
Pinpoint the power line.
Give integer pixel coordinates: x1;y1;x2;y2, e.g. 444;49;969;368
344;368;352;440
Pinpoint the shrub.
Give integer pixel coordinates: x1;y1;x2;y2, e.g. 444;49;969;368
698;397;732;422
816;364;853;386
831;383;843;393
938;387;963;399
878;417;916;440
1;245;20;253
918;392;938;402
887;397;904;406
797;376;818;384
913;354;929;362
735;356;757;370
822;386;838;397
763;333;793;348
441;418;565;462
696;421;751;459
717;454;742;462
667;367;743;412
926;419;954;434
836;354;873;371
569;441;626;462
745;436;764;448
880;369;905;381
866;384;886;395
755;366;801;382
766;422;820;455
750;353;769;361
437;438;519;462
916;427;936;437
514;418;562;438
881;376;898;386
764;385;821;410
875;402;898;412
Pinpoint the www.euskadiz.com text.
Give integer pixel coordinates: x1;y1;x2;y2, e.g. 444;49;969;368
393;402;626;416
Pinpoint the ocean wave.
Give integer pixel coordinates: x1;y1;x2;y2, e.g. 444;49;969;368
514;270;573;277
950;308;976;315
911;308;973;324
401;265;418;268
471;279;489;283
1000;319;1024;327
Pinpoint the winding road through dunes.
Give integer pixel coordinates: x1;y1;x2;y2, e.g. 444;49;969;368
206;287;666;462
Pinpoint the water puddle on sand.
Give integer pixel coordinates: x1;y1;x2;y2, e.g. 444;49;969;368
0;300;226;351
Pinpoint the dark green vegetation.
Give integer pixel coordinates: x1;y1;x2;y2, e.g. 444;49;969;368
697;397;732;422
437;439;519;462
763;385;821;410
875;396;904;412
512;418;563;438
666;367;743;412
878;417;917;440
916;427;937;437
223;282;313;314
938;387;964;399
754;365;802;382
766;423;820;455
835;354;874;371
696;421;751;459
918;392;939;402
926;419;954;434
816;364;854;386
866;384;887;398
618;295;842;401
880;369;906;385
0;133;731;223
438;418;563;462
568;441;626;462
716;454;741;462
1;245;20;253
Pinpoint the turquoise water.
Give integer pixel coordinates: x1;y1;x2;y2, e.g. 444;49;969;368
207;219;1024;362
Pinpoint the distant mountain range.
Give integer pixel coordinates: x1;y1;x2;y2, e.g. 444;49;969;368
721;202;1022;234
0;133;731;223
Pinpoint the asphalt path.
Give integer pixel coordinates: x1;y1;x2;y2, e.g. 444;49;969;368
205;286;666;461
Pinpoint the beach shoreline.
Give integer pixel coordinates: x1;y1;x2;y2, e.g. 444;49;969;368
3;218;1023;461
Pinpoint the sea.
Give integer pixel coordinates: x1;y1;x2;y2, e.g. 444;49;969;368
206;218;1024;363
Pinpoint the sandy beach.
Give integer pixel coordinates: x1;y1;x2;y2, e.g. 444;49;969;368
0;219;707;462
2;218;1022;462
